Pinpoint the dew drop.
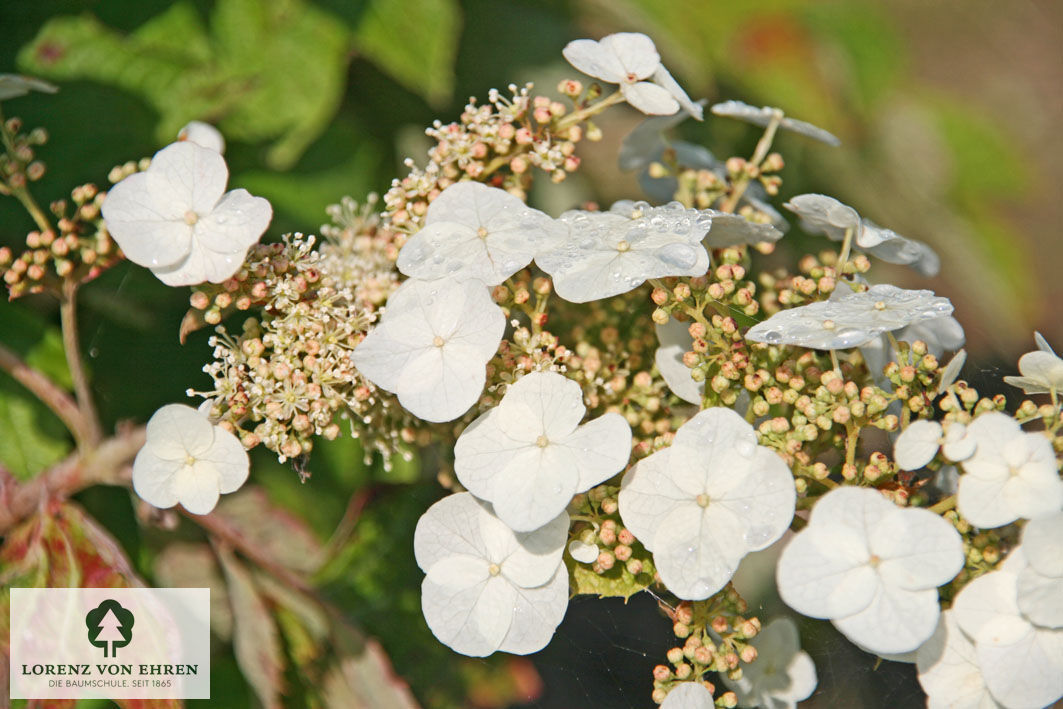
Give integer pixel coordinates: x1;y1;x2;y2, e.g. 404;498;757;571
743;525;773;548
735;438;756;458
762;330;782;344
656;243;698;269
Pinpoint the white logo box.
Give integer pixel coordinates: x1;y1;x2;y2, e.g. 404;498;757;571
10;587;210;700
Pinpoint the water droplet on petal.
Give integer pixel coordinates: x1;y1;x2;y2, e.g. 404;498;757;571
763;330;782;344
735;438;756;458
656;243;698;269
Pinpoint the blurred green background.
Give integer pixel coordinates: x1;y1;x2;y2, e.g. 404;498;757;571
1;0;1058;707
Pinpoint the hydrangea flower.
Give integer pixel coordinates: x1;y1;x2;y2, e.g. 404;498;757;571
132;403;250;515
454;371;631;532
414;492;569;657
776;487;964;654
1017;512;1063;628
396;182;561;285
893;419;975;471
745;284;954;351
659;682;714;708
536;201;711;303
563;33;700;117
916;611;1003;709
952;549;1063;708
1003;332;1063;395
101;141;272;286
784;194;939;276
352;278;505;422
654;317;703;406
955;412;1062;528
618;407;795;600
721;617;817;709
177;120;225;154
710;101;841;147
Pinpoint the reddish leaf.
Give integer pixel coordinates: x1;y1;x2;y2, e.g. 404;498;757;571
213;486;323;574
154;542;233;640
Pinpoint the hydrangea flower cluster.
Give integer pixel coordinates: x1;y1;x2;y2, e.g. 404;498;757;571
20;27;1060;709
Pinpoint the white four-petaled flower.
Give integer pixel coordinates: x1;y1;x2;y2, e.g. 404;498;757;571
1003;332;1063;395
563;33;700;117
414;492;569;657
951;548;1063;708
397;182;561;286
745;284;954;351
619;407;795;600
776;486;963;654
352;278;505;422
721;617;817;709
915;611;1003;709
536;201;711;303
955;412;1062;528
102;141;272;286
455;370;631;532
784;194;939;276
133;403;250;515
893;419;975;471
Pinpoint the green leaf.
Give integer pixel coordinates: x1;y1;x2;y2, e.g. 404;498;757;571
352;0;460;107
569;550;657;600
18;0;352;169
0;301;72;388
0;378;71;480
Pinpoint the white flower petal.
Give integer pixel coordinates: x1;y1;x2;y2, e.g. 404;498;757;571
170;461;222;515
421;574;515;657
144;403;215;458
622;81;681;116
147;141;228;216
652;501;746;600
0;73;58;100
976;626;1063;709
101;172;194;270
496;371;585;441
953;570;1027;647
414;493;496;573
497;566;569;655
724;617;817;708
712;102;839;146
746;284;953;351
894;420;943;471
600;32;661;79
398;183;558;285
833;583;941;655
702;212;783;248
655;318;703;405
1017;565;1063;628
942;422;976;462
871;507;964;591
784;193;860;242
501;512;568;588
557;413;632;490
660;682;715;709
491;447;580;532
618;448;693;548
568;539;599;564
177;120;225;154
651;66;703;120
196;425;250;493
776;523;878;619
957;474;1018;528
194;188;272;255
562;39;625;83
1022;511;1063;578
353;279;505;423
917;611;1001;709
131;449;181;510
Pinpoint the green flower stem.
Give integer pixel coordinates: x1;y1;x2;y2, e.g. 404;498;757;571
837;225;855;277
60;279;103;448
480;90;626;179
929;494;957;515
718;110;783;214
0;106;54;234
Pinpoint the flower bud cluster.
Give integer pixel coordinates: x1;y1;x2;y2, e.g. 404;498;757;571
191;199;414;468
382;82;590;234
569;485;653;580
0;116;48;191
651;590;758;705
2;183;120;298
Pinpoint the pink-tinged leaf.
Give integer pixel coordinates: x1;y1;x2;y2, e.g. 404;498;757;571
154;542;233;640
213;486;323;573
322;622;420;709
216;545;285;709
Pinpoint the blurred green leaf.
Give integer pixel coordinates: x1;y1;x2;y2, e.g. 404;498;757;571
0;301;72;388
18;0;352;169
352;0;460;107
0;378;71;480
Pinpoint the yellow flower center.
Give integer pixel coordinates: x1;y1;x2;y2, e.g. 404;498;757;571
536;435;549;448
432;336;445;347
184;210;199;226
616;240;631;253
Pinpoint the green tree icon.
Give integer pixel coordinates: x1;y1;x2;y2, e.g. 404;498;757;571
85;599;134;657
